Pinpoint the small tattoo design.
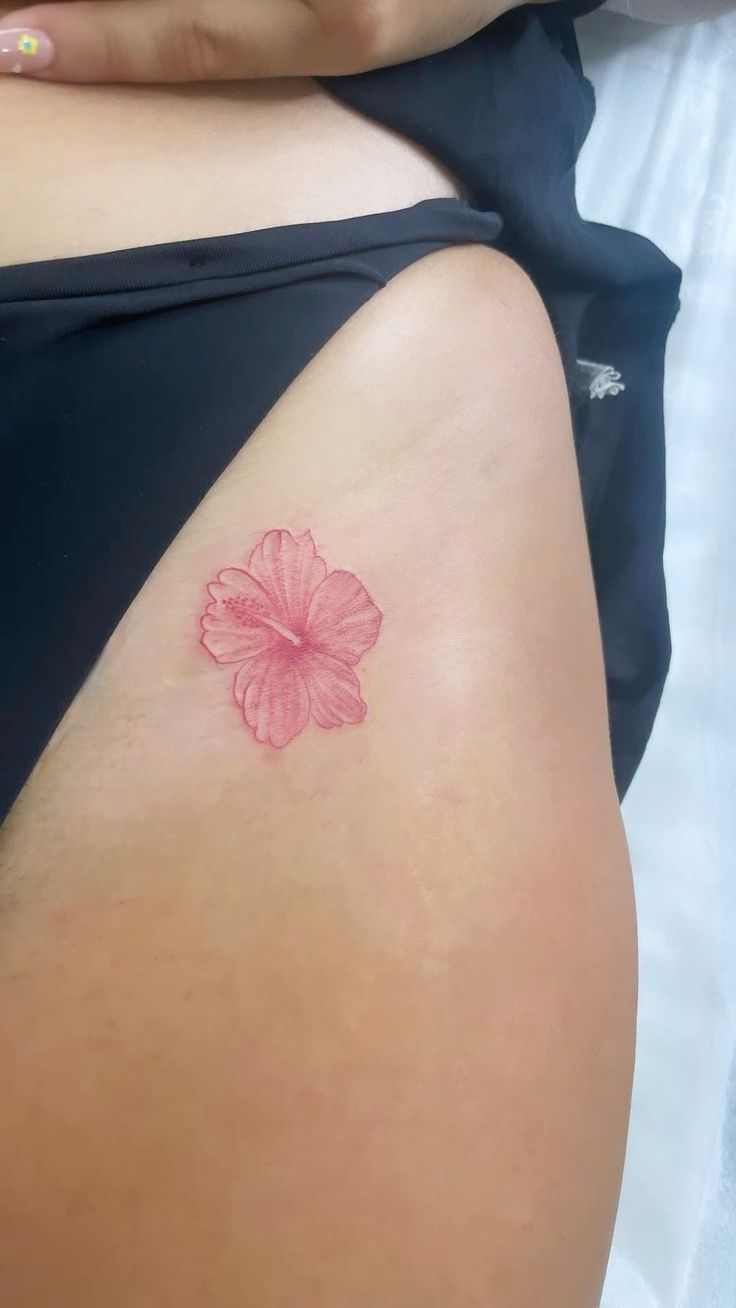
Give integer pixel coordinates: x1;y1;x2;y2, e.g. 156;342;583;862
200;529;382;749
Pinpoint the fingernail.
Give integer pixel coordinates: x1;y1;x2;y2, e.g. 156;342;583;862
0;28;55;74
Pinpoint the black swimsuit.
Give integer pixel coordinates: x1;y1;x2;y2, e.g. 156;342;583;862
0;2;681;818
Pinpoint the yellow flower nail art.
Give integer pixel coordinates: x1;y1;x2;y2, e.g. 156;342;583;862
17;33;39;55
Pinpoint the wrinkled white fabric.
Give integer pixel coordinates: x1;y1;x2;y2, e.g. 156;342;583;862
605;0;736;22
575;10;736;1308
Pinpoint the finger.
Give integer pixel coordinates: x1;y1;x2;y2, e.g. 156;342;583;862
0;0;328;83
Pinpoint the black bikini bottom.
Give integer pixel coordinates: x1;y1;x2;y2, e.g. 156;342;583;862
0;200;504;820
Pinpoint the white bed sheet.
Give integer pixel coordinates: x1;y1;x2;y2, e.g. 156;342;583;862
574;11;736;1307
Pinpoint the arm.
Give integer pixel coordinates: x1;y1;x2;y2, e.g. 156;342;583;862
0;0;555;82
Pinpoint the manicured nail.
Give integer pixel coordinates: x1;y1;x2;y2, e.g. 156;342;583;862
0;28;55;74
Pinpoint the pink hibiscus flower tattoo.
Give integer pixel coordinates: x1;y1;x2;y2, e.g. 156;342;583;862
200;529;382;748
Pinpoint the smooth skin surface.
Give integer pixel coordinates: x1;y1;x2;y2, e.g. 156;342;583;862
0;67;461;264
0;243;637;1306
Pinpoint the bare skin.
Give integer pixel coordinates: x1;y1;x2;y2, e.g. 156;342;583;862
0;70;461;265
0;69;636;1308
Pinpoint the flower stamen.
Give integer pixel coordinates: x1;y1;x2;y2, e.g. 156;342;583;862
258;614;303;647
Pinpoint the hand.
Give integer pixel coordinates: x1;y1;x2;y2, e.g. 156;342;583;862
0;0;541;83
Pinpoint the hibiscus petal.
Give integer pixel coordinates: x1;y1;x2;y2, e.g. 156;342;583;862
201;618;278;665
201;568;279;664
234;648;310;748
207;568;271;610
301;651;368;729
247;530;327;629
306;570;382;666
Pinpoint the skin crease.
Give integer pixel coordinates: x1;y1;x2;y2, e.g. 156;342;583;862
0;43;635;1308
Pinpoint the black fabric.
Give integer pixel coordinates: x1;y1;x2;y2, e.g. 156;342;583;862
551;0;607;14
0;0;680;820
